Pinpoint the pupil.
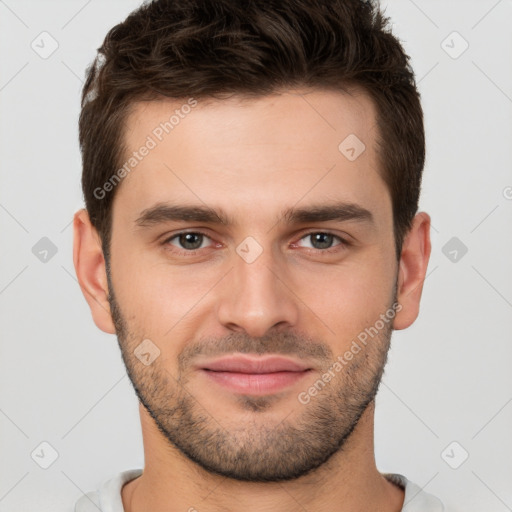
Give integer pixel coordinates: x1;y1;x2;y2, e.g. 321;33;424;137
312;233;333;249
180;233;202;250
178;233;333;251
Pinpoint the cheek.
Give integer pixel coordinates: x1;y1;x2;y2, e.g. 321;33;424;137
113;252;223;337
293;255;395;350
111;233;396;353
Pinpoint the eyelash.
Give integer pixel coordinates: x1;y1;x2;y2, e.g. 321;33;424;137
161;230;351;256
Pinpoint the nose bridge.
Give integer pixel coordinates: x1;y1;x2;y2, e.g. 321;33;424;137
216;237;299;337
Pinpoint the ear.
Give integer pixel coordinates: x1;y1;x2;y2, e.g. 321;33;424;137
72;209;116;334
393;211;432;330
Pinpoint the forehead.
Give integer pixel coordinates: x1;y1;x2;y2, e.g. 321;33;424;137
123;87;378;157
113;88;390;227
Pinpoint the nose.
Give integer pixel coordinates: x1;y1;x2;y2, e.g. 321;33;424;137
215;243;300;338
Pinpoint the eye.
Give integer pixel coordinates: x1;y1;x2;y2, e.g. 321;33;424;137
295;232;348;251
165;232;213;251
161;230;349;256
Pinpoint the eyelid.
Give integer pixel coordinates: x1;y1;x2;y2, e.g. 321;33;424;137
162;230;218;251
291;230;351;250
161;229;351;255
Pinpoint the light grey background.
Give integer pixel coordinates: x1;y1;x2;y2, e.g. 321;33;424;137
1;1;511;511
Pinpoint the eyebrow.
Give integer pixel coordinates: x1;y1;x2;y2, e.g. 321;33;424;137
135;201;374;228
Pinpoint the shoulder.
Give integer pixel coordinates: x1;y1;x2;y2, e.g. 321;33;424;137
74;469;143;512
383;473;446;512
75;490;101;512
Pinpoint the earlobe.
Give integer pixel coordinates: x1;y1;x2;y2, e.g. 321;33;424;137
393;212;432;331
73;209;116;334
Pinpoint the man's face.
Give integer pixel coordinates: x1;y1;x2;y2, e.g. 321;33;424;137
107;89;399;481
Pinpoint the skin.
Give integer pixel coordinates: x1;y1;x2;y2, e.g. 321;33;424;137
73;88;431;512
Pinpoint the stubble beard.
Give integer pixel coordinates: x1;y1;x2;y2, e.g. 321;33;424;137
106;266;395;482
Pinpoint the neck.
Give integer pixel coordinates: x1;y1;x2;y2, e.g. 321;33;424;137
122;401;404;512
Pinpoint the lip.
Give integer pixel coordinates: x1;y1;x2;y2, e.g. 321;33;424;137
198;355;312;395
201;355;310;373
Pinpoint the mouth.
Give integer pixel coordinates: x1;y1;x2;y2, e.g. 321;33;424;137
198;355;312;395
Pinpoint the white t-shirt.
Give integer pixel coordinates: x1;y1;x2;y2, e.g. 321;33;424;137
74;469;446;511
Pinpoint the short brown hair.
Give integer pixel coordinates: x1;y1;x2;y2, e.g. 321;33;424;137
79;0;425;260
